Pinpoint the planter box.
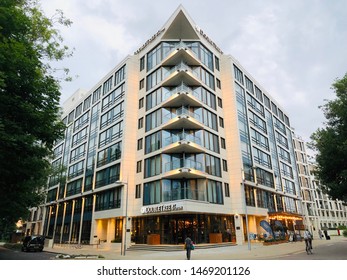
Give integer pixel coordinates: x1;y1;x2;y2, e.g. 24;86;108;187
147;234;160;245
209;233;222;243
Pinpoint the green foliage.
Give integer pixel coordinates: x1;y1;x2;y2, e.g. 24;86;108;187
309;73;347;201
0;0;72;230
343;230;347;238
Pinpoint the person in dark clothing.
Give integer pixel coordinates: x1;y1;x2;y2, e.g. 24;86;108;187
185;236;193;260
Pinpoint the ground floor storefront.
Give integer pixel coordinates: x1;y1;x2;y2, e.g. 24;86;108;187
131;213;236;244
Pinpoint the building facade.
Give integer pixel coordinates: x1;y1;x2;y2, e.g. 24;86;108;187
30;6;307;246
293;134;347;238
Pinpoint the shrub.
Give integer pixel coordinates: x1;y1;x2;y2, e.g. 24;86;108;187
342;230;347;238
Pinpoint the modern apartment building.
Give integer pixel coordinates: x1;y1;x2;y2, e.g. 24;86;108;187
293;134;347;237
29;6;306;246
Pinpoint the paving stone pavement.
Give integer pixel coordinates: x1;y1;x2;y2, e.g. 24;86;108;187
44;235;344;260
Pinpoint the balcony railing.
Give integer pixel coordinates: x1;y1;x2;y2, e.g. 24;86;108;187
164;131;202;146
163;106;201;123
163;83;201;101
164;158;203;173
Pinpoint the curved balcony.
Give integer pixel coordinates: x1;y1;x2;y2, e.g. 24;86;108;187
161;83;203;108
161;62;201;87
162;158;206;179
162;132;205;154
162;42;201;67
162;106;204;130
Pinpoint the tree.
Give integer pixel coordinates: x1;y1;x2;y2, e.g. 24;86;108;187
309;73;347;202
0;0;72;238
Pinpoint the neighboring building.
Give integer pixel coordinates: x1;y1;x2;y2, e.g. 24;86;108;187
309;164;347;230
293;134;347;237
29;6;305;246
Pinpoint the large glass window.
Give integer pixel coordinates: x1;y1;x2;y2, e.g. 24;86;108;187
144;154;161;178
145;130;162;154
233;65;244;85
95;188;121;211
66;179;82;197
251;128;269;151
97;141;122;168
143;180;161;205
185;42;214;71
68;160;84;179
103;76;113;95
99;121;123;148
147;42;177;71
95;164;120;188
102;83;125;111
115;65;126;86
207;180;223;204
72;127;87;147
70;143;86;163
100;102;124;129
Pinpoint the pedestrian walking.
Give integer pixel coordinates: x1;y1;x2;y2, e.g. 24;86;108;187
184;236;193;260
318;229;323;240
303;229;313;254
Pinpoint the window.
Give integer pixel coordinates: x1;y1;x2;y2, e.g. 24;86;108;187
97;141;122;168
264;94;271;109
139;79;144;90
145;130;161;154
143;180;161;205
137;138;143;150
224;183;230;197
219;117;224;128
95;164;120;188
216;78;221;89
68;111;74;123
233;65;244;85
135;184;141;198
207;180;223;204
100;102;124;129
144;155;161;178
217;97;223;108
103;76;113;95
222;159;228;172
115;65;126;86
75;103;83;118
245;76;254;94
136;161;142;173
215;56;220;71
221;137;226;149
92;86;102;103
83;95;91;111
140;56;145;71
138;117;143;129
98;121;123;148
95;188;121;211
101;84;125;111
139;98;144;109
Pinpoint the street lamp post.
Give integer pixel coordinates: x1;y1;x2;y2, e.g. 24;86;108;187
117;180;128;256
241;174;251;251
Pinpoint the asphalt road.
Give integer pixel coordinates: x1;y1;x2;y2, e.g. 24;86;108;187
264;239;347;260
0;246;57;260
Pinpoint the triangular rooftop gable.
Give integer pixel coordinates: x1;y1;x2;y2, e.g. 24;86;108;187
161;5;199;40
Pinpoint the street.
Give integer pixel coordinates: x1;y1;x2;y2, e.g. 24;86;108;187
0;246;56;260
262;240;347;260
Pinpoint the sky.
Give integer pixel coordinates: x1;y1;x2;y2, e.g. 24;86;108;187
41;0;347;145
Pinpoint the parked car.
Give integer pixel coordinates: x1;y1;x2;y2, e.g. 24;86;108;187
21;235;45;252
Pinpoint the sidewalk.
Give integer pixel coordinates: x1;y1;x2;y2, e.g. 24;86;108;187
44;235;344;260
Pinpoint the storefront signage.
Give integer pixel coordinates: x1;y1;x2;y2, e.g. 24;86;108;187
141;202;183;214
134;28;166;55
195;26;223;54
